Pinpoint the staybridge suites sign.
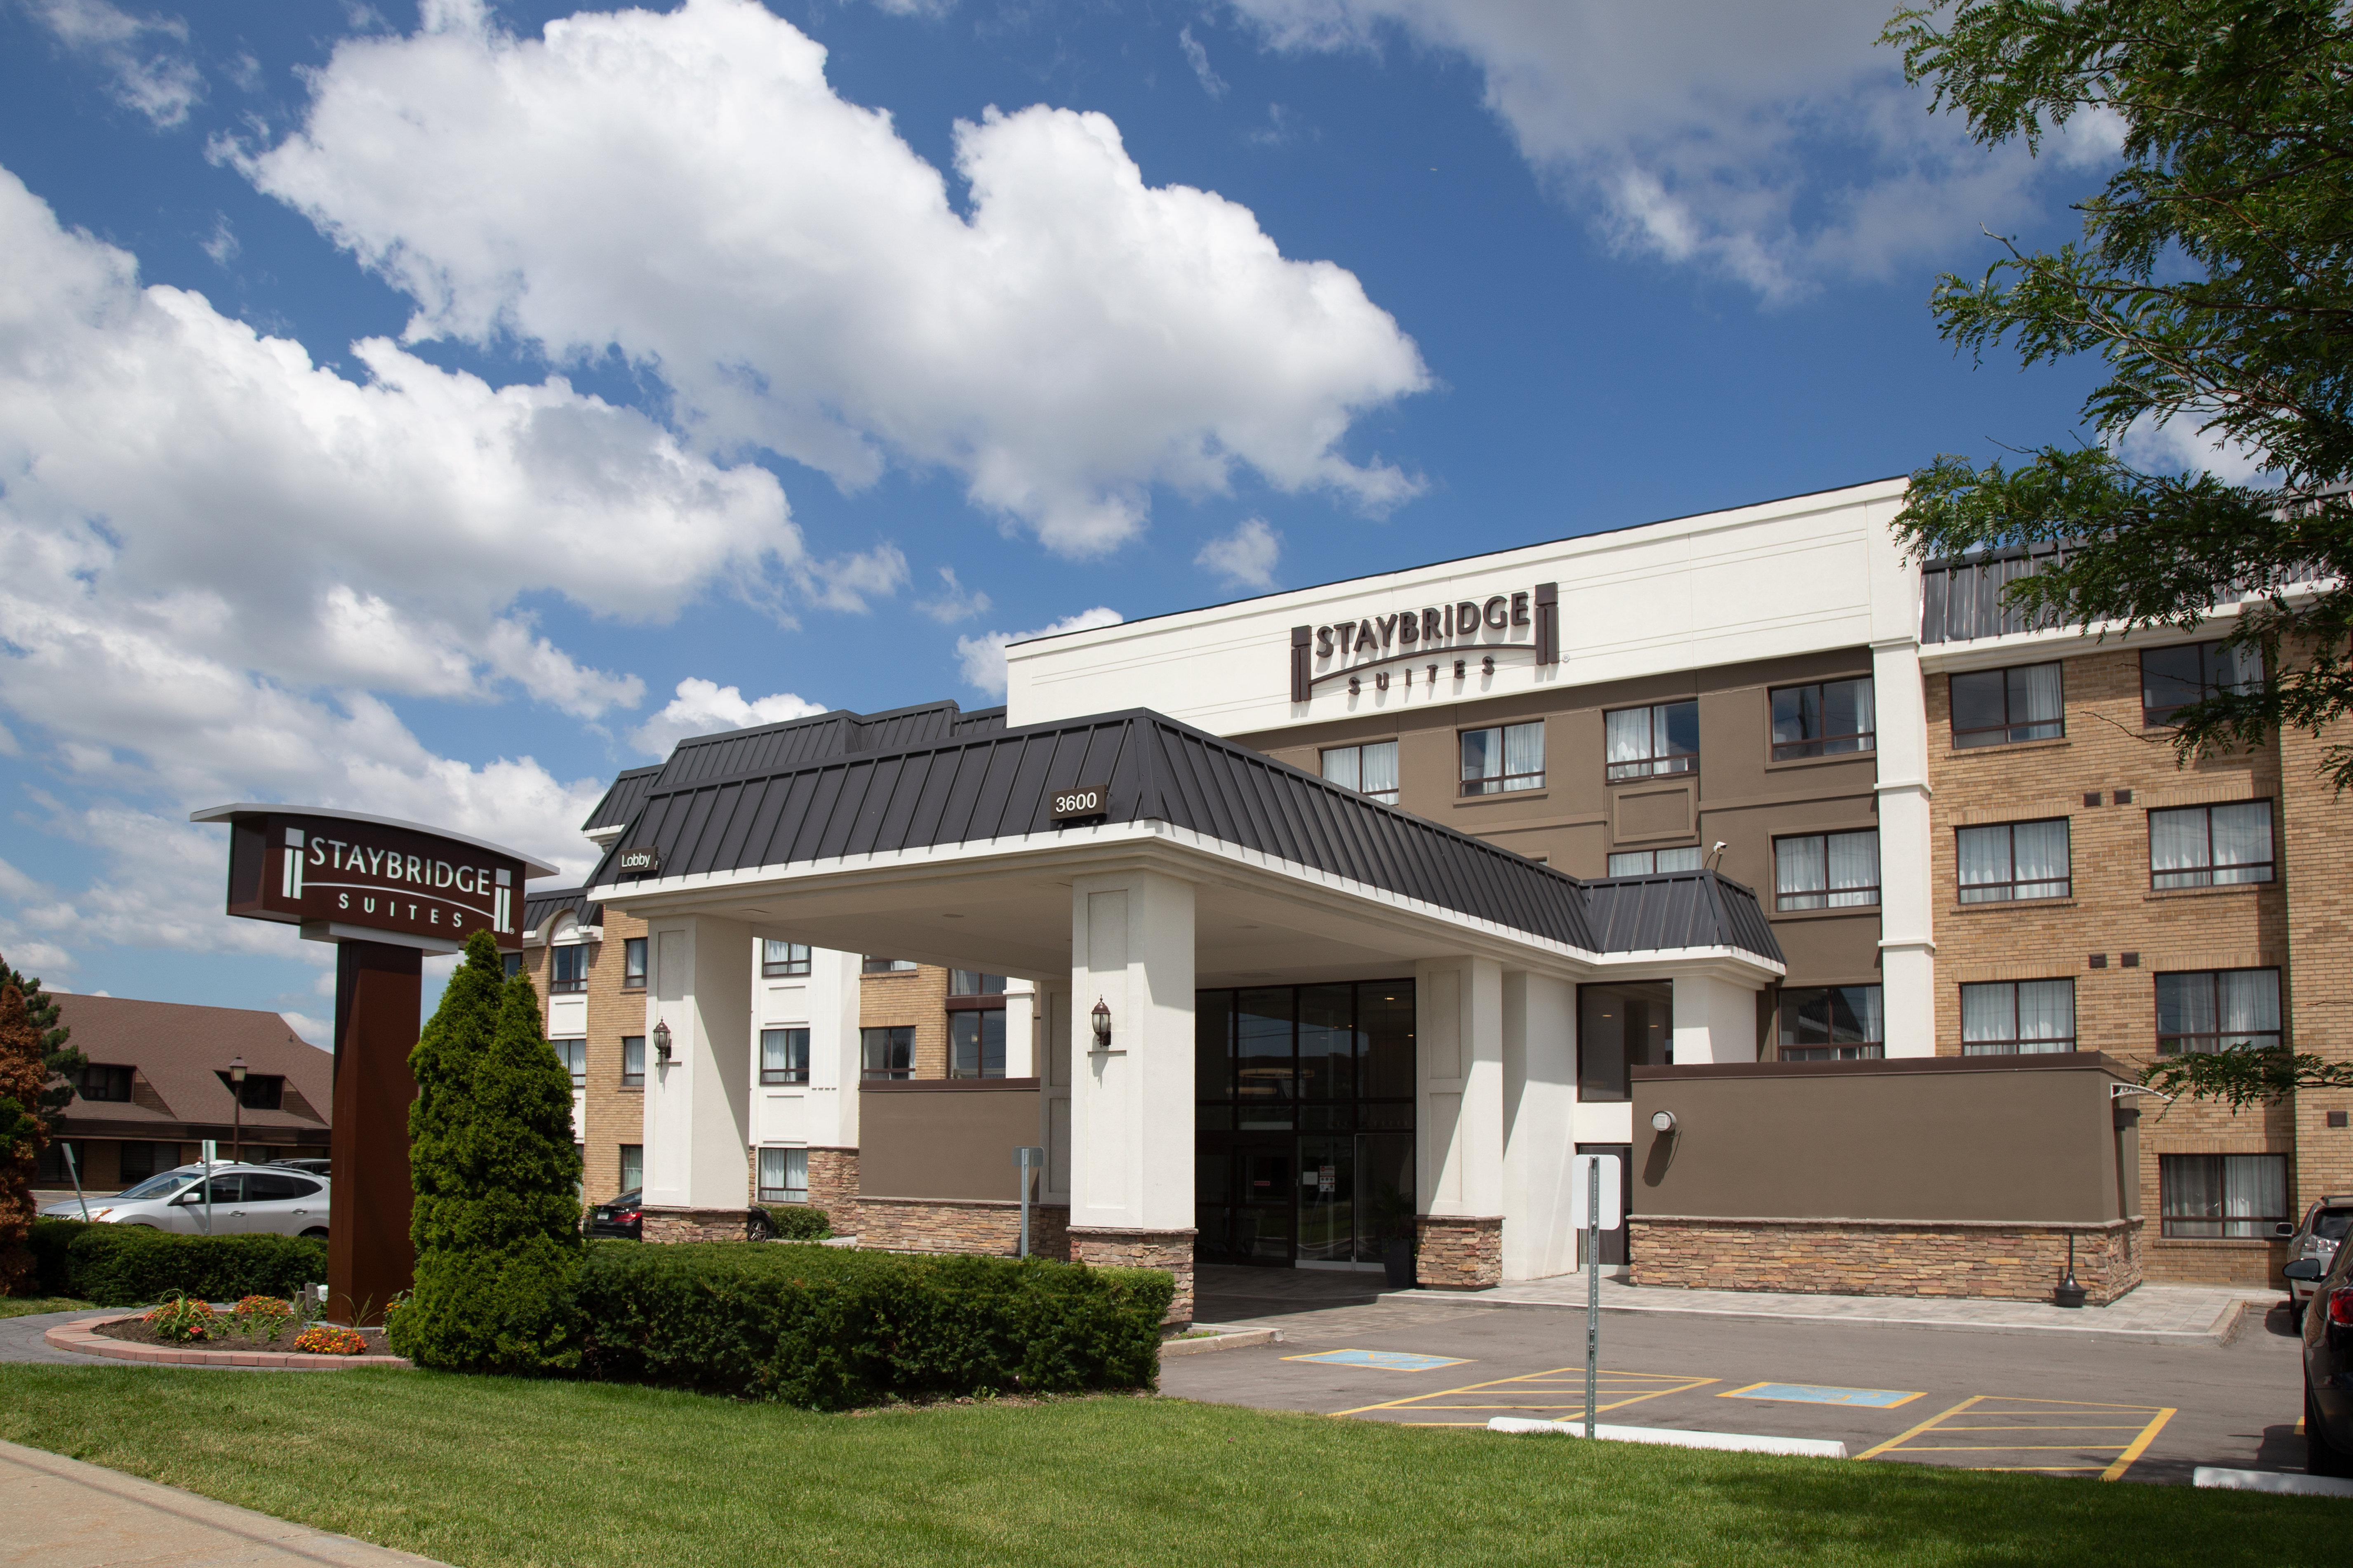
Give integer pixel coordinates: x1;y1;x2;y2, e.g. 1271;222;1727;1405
195;804;546;953
1288;581;1560;702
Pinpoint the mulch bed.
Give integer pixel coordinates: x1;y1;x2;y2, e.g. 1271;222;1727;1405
94;1316;390;1354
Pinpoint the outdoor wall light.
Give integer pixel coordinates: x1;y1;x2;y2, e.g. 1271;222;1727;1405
1090;998;1113;1052
653;1020;674;1066
1650;1110;1677;1134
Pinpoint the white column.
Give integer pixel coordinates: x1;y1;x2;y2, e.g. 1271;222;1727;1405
1068;870;1195;1234
644;914;755;1212
1671;972;1760;1065
1002;978;1037;1080
1874;638;1937;1057
804;946;863;1149
1501;971;1576;1281
1038;982;1072;1202
1417;956;1504;1218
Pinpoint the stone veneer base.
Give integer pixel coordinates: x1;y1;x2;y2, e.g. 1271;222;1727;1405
857;1196;1071;1261
804;1147;861;1234
641;1205;763;1244
1415;1215;1504;1289
45;1316;412;1369
1631;1215;2146;1304
1068;1226;1197;1328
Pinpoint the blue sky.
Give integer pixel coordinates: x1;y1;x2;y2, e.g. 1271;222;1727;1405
0;0;2131;1034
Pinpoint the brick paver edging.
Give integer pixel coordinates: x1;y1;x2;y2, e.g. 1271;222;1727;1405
45;1316;412;1370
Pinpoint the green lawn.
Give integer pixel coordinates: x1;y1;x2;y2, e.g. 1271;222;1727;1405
0;1297;90;1319
0;1366;2329;1567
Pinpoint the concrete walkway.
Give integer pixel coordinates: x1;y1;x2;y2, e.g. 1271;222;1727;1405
0;1438;451;1568
1402;1274;2282;1342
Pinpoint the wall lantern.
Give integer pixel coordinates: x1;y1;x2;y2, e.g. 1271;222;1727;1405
1090;998;1113;1052
653;1020;673;1066
1649;1110;1676;1135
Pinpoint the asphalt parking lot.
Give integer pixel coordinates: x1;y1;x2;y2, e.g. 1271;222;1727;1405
1164;1270;2311;1486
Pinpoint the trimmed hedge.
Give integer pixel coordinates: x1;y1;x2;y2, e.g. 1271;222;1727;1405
573;1241;1172;1409
760;1205;831;1242
28;1218;327;1306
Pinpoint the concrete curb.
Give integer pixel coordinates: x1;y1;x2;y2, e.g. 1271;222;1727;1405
1161;1325;1285;1358
1379;1288;2258;1346
2194;1466;2353;1498
45;1316;412;1370
1487;1416;1849;1458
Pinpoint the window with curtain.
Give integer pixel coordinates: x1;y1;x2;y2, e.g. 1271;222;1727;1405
1321;740;1400;804
1956;819;2071;902
1461;722;1546;794
551;1039;586;1090
1776;986;1884;1060
760;1027;810;1084
1603;702;1698;781
2149;801;2275;888
1960;979;2076;1054
949;971;1007;996
621;1035;645;1088
618;1144;643;1194
1608;845;1705;876
762;941;811;977
549;944;588;994
2141;641;2264;727
1949;662;2064;747
860;1026;915;1080
1769;678;1875;760
862;956;918;974
757;1147;809;1205
1773;831;1880;911
623;937;647;989
2160;1153;2287;1237
2156;969;2282;1055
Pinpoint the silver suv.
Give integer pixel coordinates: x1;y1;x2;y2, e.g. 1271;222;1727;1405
2279;1196;2353;1326
40;1163;331;1239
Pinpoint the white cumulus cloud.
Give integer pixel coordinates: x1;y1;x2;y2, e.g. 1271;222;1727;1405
242;0;1429;556
956;607;1123;698
1195;517;1281;590
27;0;202;128
630;678;831;758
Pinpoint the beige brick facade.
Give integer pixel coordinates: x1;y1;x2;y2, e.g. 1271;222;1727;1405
859;963;952;1078
522;904;647;1208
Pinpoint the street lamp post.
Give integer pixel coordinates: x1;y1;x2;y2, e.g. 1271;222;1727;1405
227;1056;247;1165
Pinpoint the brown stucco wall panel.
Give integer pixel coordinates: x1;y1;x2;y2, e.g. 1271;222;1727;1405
859;1080;1042;1201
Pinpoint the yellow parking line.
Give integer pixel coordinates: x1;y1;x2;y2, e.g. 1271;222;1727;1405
1854;1394;2174;1482
1854;1396;1982;1461
1333;1368;1716;1420
2100;1408;2176;1481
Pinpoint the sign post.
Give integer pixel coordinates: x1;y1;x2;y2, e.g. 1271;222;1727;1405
195;805;554;1323
200;1139;217;1235
1013;1146;1045;1258
1569;1153;1624;1440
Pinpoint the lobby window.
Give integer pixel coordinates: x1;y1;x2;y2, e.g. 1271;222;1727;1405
1604;701;1697;782
1956;819;2071;903
1321;740;1400;804
622;937;647;990
619;1144;642;1194
2150;800;2274;888
1773;831;1879;912
760;1027;810;1085
861;1025;914;1080
550;944;588;994
620;1035;645;1088
763;941;811;978
1960;979;2075;1055
2156;969;2282;1055
75;1064;133;1103
1578;981;1673;1102
1608;845;1704;876
2142;641;2262;727
1950;662;2064;747
1777;986;1885;1060
2160;1153;2287;1238
1461;721;1545;795
758;1147;809;1205
1770;678;1875;760
551;1039;587;1091
862;956;918;974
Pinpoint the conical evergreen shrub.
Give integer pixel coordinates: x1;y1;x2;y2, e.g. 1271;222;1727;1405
0;982;49;1295
390;930;584;1371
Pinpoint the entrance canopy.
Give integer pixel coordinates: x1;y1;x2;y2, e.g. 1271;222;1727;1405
586;707;1781;986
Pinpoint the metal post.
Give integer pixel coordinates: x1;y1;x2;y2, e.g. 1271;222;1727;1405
62;1141;88;1221
1012;1146;1044;1260
202;1139;215;1235
1585;1158;1600;1440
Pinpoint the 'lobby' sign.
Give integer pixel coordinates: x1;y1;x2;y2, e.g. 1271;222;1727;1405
1289;582;1558;702
616;845;662;876
198;805;545;952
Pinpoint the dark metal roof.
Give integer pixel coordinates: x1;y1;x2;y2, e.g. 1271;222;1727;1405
523;887;600;935
1586;871;1779;959
591;707;1781;964
582;766;663;834
648;699;1005;794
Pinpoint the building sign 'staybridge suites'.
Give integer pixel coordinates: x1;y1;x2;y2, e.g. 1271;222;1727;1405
1289;582;1559;702
219;810;525;951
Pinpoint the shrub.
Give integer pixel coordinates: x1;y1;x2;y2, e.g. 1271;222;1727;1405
31;1219;327;1305
573;1241;1172;1410
762;1205;831;1242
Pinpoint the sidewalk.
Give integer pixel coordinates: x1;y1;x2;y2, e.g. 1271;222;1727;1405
0;1438;451;1568
1386;1274;2281;1342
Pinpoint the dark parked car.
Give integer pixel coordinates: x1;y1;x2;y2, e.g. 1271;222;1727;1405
583;1189;775;1241
2298;1227;2353;1477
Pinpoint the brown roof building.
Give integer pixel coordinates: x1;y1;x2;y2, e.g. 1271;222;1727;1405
37;994;332;1192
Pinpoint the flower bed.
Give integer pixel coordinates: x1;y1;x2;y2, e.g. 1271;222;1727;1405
92;1314;388;1355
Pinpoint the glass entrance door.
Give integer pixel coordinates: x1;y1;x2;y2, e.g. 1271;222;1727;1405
1297;1135;1355;1262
